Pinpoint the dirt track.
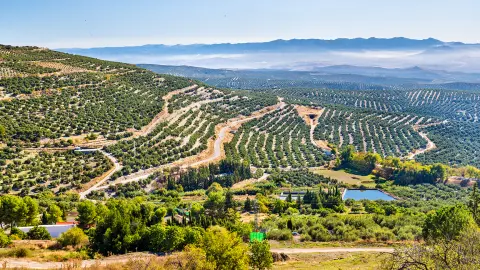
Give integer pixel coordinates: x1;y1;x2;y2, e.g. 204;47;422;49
270;247;394;254
0;247;394;269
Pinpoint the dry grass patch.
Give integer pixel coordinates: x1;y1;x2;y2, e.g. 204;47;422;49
311;168;376;187
273;252;387;270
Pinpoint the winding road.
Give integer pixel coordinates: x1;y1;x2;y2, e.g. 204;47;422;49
81;97;285;195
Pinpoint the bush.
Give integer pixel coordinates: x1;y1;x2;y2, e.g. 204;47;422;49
27;226;51;240
58;227;89;248
9;247;32;258
10;227;27;240
267;229;292;240
0;230;11;247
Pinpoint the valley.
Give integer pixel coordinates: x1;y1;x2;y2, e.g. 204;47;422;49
1;44;480;270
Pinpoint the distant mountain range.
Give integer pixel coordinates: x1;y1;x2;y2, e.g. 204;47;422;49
58;37;478;55
57;38;480;73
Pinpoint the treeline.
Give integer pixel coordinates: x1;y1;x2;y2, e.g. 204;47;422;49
175;159;252;191
338;145;449;185
269;169;339;187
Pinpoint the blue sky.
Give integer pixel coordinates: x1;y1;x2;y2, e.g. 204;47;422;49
2;0;479;48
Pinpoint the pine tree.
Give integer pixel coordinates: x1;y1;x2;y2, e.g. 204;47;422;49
311;193;321;209
225;189;235;210
244;197;252;212
286;192;292;203
41;212;48;225
287;218;293;230
296;194;302;208
469;182;480;225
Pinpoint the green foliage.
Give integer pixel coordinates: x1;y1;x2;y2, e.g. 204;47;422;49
0;195;28;227
249;240;273;270
77;200;97;229
9;227;27;240
58;227;89;247
0;230;11;247
44;204;63;224
199;226;249;270
422;204;475;242
225;105;328;169
469;182;480;226
26;226;51;240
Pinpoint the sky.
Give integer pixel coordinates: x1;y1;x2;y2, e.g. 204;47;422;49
2;0;479;48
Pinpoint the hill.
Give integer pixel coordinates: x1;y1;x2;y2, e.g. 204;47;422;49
2;44;480;199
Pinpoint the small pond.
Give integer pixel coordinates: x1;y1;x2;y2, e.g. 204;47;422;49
342;189;395;201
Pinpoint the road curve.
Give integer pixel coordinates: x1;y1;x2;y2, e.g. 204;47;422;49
188;99;285;168
79;150;122;199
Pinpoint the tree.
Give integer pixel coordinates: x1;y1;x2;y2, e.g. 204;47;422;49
0;195;28;228
27;226;51;240
244;197;252;212
200;226;249;270
224;189;235;211
340;145;355;166
145;223;166;252
151;207;167;225
287;219;293;231
430;163;447;182
204;189;225;219
286;192;292;203
165;244;215;270
385;228;480;270
77;200;97;229
163;226;186;252
469;182;480;226
45;204;63;224
23;197;39;225
422;204;474;242
57;227;89;248
249;240;273;270
0;125;6;139
206;182;223;195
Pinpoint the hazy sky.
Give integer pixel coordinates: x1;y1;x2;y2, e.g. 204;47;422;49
2;0;479;48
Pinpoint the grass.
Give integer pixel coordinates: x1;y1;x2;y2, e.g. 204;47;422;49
269;240;399;249
273;252;388;270
310;168;376;187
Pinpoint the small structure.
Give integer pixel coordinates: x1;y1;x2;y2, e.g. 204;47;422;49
74;147;98;154
18;224;76;238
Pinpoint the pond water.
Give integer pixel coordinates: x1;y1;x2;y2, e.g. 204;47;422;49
342;189;395;201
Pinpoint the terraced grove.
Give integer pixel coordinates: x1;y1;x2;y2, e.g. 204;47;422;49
225;104;328;169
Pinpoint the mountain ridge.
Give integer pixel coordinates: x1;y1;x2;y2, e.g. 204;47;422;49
58;37;478;54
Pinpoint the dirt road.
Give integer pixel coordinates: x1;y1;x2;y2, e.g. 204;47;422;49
270;247;394;254
79;150;122;199
0;248;394;269
188;98;285;168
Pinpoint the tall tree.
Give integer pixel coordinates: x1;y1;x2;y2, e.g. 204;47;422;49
469;182;480;225
77;200;97;229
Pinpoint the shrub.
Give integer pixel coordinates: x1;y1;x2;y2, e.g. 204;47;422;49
0;230;11;247
10;227;27;240
9;247;32;258
58;227;89;248
27;226;51;240
267;229;292;241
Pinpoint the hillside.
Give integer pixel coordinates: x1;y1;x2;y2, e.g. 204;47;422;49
2;45;480;199
1;44;480;270
0;45;279;196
